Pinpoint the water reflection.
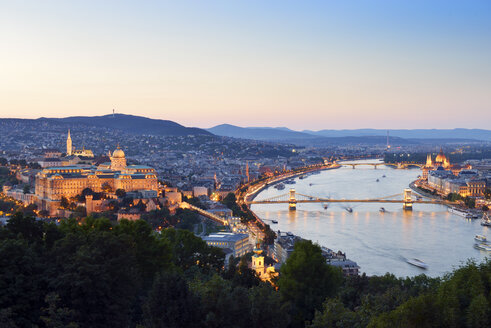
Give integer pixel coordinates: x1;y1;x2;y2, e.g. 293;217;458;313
251;159;488;277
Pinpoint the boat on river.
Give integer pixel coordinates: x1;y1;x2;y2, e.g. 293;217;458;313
346;207;353;213
448;207;472;218
475;235;487;243
376;179;380;182
407;258;428;269
274;183;285;190
271;220;278;224
379;207;386;213
481;213;491;226
474;243;491;252
284;179;296;185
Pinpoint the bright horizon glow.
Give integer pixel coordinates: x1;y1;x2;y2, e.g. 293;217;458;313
1;0;490;130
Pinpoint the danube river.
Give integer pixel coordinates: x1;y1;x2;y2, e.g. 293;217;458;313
251;160;489;277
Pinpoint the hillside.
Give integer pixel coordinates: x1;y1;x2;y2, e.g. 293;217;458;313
207;124;484;145
208;124;317;140
37;114;211;136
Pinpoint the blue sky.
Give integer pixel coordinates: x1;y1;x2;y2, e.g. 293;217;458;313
0;0;490;129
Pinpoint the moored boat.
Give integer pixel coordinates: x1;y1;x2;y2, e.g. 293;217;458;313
448;207;472;218
481;213;491;226
407;258;428;269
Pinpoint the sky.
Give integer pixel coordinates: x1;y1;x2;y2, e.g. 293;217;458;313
1;0;490;130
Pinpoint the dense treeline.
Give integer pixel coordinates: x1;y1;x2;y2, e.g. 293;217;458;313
0;213;490;327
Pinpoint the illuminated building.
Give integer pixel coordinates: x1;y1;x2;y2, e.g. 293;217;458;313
35;147;158;214
201;232;250;257
251;242;277;281
422;147;464;180
66;130;94;158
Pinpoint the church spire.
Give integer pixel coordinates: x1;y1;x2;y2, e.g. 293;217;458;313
66;129;72;156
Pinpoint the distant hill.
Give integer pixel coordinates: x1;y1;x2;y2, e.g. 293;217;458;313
207;124;318;140
303;129;491;141
207;124;490;145
38;114;211;136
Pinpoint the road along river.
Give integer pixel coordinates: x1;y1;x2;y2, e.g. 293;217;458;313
250;160;489;277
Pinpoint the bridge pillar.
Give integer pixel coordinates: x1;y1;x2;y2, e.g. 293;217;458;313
289;188;297;211
403;188;413;210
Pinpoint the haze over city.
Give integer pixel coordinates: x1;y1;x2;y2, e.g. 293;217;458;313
1;0;490;129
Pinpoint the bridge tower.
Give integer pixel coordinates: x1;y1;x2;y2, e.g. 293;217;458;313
289;188;297;211
403;188;413;210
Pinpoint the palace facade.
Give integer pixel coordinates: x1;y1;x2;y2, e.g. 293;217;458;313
35;147;158;213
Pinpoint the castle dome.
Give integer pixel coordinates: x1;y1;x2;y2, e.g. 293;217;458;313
112;147;125;158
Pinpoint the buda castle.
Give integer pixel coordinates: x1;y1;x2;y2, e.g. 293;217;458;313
35;143;158;214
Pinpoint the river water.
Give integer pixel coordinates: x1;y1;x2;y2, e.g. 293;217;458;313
251;159;489;277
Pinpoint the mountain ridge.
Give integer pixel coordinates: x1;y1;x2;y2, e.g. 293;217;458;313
7;114;212;136
207;124;491;142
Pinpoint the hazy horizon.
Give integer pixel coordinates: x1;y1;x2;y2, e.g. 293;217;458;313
1;1;490;129
2;113;491;132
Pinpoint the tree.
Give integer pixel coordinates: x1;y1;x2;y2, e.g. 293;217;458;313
49;229;139;327
142;271;201;328
308;299;358;328
0;238;47;327
466;294;490;328
192;274;251;328
115;189;126;198
60;197;69;209
41;293;78;328
6;213;43;243
277;240;343;327
249;285;290;328
162;228;224;273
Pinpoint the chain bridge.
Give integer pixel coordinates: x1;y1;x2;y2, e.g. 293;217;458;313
246;188;451;210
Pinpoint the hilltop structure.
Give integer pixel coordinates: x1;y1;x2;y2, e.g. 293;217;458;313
35;146;158;214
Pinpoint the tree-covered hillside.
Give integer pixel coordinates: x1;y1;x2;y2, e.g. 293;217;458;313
0;213;490;327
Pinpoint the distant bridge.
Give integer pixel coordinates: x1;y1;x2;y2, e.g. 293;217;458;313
340;162;423;169
247;189;451;210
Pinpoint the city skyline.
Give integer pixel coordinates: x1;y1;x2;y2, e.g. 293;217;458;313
1;1;490;129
